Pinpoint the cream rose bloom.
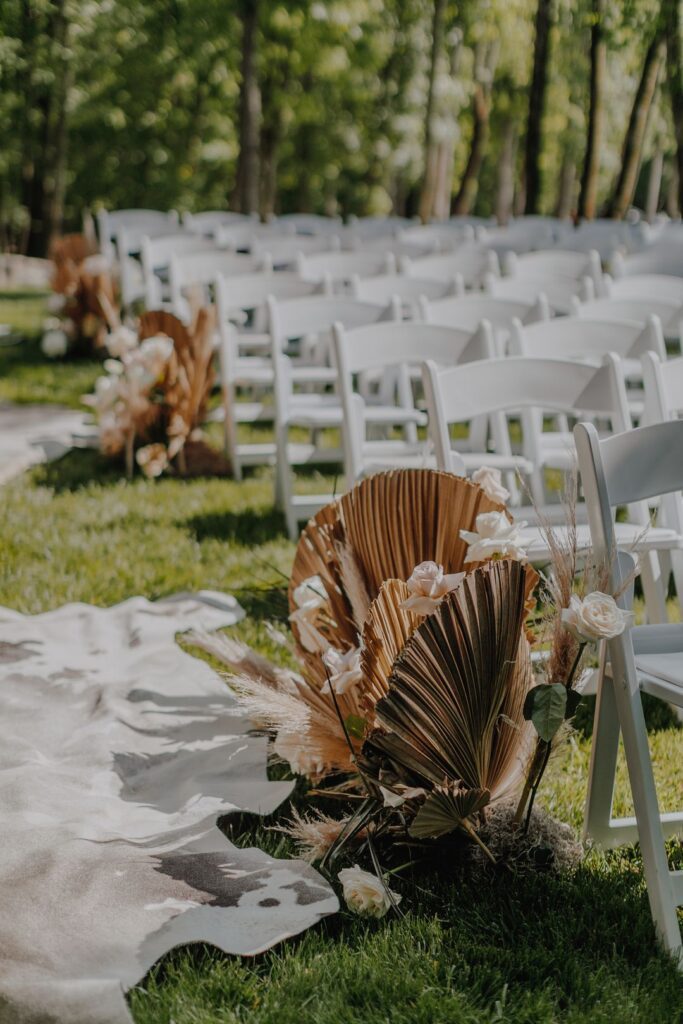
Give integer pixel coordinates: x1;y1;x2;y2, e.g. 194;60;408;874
136;443;169;479
322;646;363;694
561;592;634;643
337;865;401;918
472;466;510;504
401;560;464;615
460;511;528;564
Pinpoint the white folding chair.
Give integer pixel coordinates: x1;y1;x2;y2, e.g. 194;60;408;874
332;320;496;487
168;250;265;320
274;213;343;236
503;249;603;311
397;222;476;253
140;233;217;309
485;270;593;316
603;275;683;344
423;356;683;593
216;272;326;477
268;296;396;537
575;418;683;965
477;220;557;257
98;209;178;263
403;244;500;290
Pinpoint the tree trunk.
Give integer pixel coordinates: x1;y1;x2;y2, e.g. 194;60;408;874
555;150;576;218
233;0;261;215
578;0;607;220
664;0;683;212
523;0;553;214
259;117;281;220
605;32;664;219
645;146;664;220
495;117;517;225
452;85;490;215
418;0;447;223
42;0;73;247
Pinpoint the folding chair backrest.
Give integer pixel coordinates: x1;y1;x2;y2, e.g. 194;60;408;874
297;250;394;284
268;295;390;348
99;209;177;258
182;210;254;235
605;273;683;304
216;271;318;321
423;355;630;473
170;250;263;315
398;223;475;252
141;234;216;309
504;248;602;289
351;273;452;308
252;235;339;268
574;418;683;590
421;294;549;334
510;315;665;363
612;243;683;279
275;213;342;236
403;245;500;287
573;296;680;332
485;271;586;314
478;221;556;255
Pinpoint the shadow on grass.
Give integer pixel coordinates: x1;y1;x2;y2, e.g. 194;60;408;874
185;505;288;546
31;448;122;492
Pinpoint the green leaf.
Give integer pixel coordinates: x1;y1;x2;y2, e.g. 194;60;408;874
523;684;567;743
344;714;367;740
409;784;490;840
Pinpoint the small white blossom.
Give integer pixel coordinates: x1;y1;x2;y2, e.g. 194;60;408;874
322;646;363;694
41;329;69;358
472;466;510;505
460;511;528;564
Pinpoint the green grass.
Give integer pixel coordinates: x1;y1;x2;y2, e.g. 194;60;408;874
1;291;683;1023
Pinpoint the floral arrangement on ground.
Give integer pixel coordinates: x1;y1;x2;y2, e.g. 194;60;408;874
194;467;633;919
83;307;230;479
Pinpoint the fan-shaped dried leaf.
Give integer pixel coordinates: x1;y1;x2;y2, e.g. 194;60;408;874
360;578;423;714
289;470;507;654
367;559;535;802
409;784;491;839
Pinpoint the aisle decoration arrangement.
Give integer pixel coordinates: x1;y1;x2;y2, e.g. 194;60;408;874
41;234;118;358
85;308;230;478
197;468;633;917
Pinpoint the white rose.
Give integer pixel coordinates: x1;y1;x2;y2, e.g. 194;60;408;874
136;443;169;479
472;466;510;505
561;593;634;643
292;575;328;610
337;865;401;919
274;731;326;778
401;560;464;615
41;329;69;358
322;646;363;694
106;325;138;358
460;511;528;564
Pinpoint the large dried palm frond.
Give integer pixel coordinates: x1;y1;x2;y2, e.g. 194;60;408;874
289;469;507;654
366;558;535;803
360;578;422;714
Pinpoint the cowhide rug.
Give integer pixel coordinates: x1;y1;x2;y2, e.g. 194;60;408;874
0;592;338;1024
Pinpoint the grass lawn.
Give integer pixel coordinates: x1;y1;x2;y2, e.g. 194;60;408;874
1;293;682;1023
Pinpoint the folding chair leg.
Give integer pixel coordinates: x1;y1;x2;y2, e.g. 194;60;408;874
584;651;623;846
614;679;683;962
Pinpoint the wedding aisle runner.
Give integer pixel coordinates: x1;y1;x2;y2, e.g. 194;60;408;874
0;592;337;1024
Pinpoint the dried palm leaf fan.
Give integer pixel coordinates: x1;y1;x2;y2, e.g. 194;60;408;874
363;559;536;837
139;307;230;476
289;469;507;659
